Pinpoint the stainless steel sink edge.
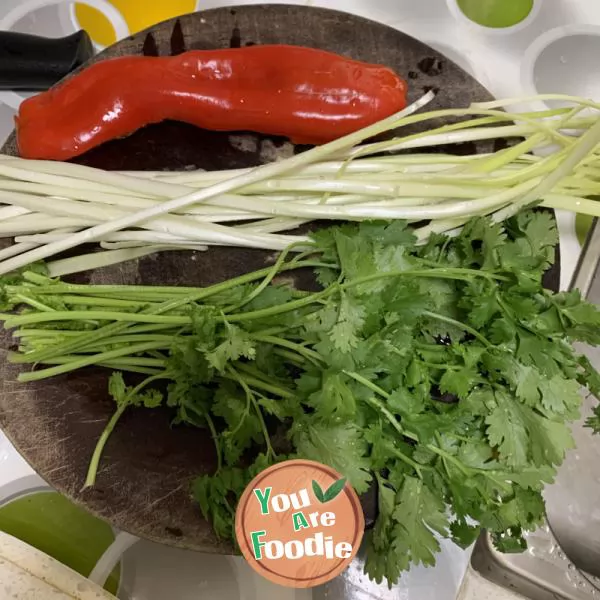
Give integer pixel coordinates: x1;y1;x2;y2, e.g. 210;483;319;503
471;529;599;600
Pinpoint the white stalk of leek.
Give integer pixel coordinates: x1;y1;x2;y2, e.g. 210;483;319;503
0;92;595;275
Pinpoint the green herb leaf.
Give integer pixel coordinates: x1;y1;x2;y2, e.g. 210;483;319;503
391;476;449;568
292;420;372;494
206;323;256;372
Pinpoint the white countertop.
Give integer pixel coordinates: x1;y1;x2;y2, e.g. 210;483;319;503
458;569;527;600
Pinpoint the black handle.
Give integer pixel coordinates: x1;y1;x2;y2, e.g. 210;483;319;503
0;30;95;91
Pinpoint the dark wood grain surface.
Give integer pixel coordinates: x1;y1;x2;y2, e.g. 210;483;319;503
0;5;502;551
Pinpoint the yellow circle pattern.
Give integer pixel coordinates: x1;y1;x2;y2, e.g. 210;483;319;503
74;0;197;47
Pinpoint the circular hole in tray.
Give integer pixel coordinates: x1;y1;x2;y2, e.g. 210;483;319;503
534;34;600;102
522;26;600;109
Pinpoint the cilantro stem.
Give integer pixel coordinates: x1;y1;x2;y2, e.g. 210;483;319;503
344;370;390;400
59;295;153;309
422;311;492;347
227;287;333;323
80;333;175;347
230;362;294;399
416;342;447;351
11;267;487;366
227;367;276;459
13;329;80;338
12;259;328;363
97;363;162;375
84;373;168;488
344;371;420;443
239;375;292;399
366;396;419;443
251;334;323;366
13;294;61;312
5;311;190;328
288;246;320;265
426;443;471;477
226;241;308;312
205;414;223;473
342;267;505;292
224;267;502;326
418;360;461;370
391;447;426;478
85;403;129;489
14;340;170;382
273;348;305;366
250;326;292;337
21;259;327;298
415;258;510;280
38;355;166;368
438;237;452;260
222;496;235;518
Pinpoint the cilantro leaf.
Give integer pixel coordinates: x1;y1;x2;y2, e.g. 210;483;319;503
450;519;481;549
291;420;372;494
206;323;256;372
439;366;478;401
108;372;127;407
458;217;507;270
387;387;424;415
486;393;529;468
391;476;449;568
108;372;163;409
553;290;600;344
329;291;366;353
358;220;417;247
538;375;582;416
365;480;401;584
515;210;558;251
525;410;575;467
515;364;543;406
306;371;357;421
586;404;600;434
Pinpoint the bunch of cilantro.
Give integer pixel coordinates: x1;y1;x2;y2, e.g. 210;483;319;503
5;210;600;585
167;211;600;584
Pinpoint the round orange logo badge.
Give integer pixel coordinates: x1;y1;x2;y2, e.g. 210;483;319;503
235;459;364;588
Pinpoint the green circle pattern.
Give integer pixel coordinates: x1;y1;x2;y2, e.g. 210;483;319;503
0;491;120;595
456;0;534;28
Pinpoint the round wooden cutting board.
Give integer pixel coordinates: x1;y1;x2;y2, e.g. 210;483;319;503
0;5;500;551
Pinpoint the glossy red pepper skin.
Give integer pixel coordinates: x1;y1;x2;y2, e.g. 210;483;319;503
16;45;408;161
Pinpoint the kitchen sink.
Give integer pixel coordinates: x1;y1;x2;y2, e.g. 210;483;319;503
471;220;600;600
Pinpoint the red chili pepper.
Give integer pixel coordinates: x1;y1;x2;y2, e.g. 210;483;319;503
16;45;408;161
